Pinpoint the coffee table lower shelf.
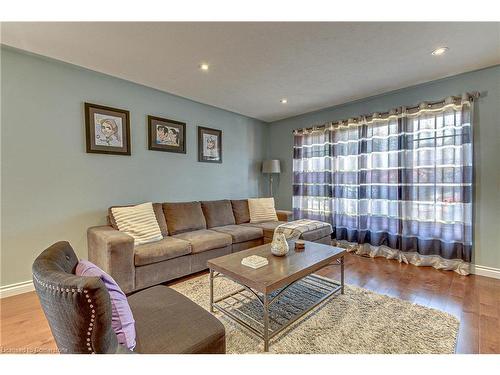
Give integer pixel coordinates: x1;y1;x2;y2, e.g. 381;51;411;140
209;266;344;352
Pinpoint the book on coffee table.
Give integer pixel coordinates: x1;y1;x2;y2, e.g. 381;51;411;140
241;255;268;269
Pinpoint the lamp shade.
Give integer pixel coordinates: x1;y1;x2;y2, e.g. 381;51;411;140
262;159;281;174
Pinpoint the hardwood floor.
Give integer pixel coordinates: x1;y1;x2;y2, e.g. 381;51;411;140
0;291;58;353
1;253;499;354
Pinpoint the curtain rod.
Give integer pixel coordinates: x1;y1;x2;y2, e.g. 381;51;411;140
293;91;480;134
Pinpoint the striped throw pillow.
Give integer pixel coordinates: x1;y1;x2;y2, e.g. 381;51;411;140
111;202;163;245
248;198;279;224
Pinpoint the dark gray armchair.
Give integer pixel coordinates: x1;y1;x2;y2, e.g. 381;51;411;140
32;241;225;354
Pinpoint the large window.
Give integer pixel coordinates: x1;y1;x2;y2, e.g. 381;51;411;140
292;95;473;272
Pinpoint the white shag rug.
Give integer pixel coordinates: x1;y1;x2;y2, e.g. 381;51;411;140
171;274;459;354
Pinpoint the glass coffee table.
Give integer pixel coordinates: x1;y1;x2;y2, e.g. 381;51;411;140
207;240;345;352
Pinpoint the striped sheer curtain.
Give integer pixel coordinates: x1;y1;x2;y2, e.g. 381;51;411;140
293;94;473;274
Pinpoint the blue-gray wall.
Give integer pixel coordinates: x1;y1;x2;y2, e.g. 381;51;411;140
1;47;268;286
268;65;500;269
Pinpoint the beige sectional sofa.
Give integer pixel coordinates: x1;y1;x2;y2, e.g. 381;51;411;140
88;199;332;294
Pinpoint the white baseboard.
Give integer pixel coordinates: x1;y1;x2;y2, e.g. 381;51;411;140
470;264;500;280
0;280;34;299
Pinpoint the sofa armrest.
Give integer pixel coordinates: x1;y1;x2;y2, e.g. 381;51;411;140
87;225;135;294
276;209;293;222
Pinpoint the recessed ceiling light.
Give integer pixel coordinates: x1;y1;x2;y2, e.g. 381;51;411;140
199;63;209;71
280;98;288;104
431;47;449;56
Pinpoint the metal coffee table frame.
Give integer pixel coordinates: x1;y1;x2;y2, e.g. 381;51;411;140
209;257;344;352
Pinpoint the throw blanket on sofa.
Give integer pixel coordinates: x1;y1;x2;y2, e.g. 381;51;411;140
274;219;332;241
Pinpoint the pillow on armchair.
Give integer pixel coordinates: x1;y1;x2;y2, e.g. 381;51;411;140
76;260;136;350
248;197;279;223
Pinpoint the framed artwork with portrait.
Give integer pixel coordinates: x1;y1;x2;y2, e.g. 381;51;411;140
148;116;186;154
198;126;222;163
84;102;131;155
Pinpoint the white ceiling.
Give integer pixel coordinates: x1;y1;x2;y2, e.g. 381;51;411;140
2;22;499;122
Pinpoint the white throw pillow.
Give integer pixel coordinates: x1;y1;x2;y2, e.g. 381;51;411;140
248;198;279;224
111;202;163;245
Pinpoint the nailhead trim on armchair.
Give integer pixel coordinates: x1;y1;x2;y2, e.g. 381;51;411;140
32;273;97;353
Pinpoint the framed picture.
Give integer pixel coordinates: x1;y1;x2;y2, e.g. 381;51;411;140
198;126;222;163
148;115;186;153
84;102;131;155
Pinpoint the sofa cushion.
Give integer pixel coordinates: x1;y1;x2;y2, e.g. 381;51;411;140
128;285;225;353
111;203;163;246
248;198;279;223
231;199;251;224
243;221;287;239
201;200;236;228
299;226;333;242
211;225;263;244
173;229;232;253
134;237;191;266
109;203;168;237
162;201;207;235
